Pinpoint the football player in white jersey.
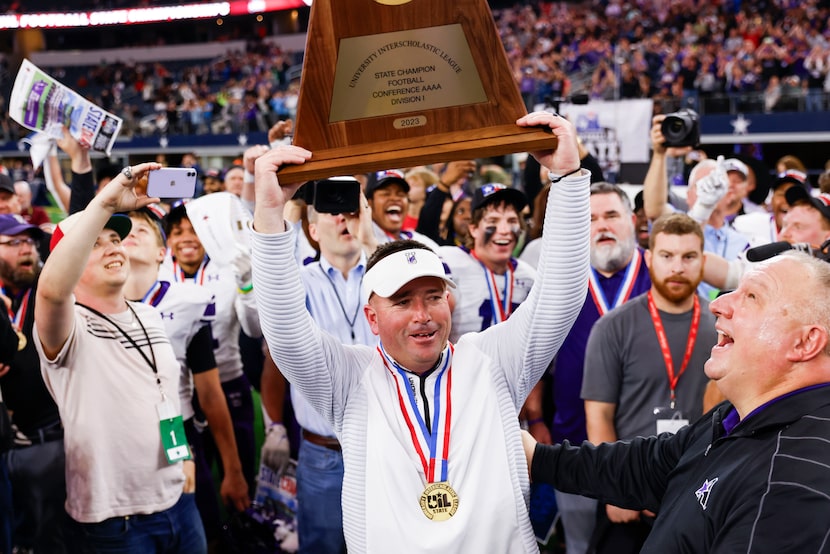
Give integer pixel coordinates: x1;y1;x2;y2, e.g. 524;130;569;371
123;207;250;541
439;183;536;342
159;205;262;503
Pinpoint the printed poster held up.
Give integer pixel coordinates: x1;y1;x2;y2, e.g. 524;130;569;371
10;59;122;155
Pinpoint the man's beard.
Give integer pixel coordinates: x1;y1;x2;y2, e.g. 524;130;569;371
591;232;637;273
0;256;39;291
649;267;703;304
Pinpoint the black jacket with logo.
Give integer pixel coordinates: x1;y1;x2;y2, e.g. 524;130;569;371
532;384;830;552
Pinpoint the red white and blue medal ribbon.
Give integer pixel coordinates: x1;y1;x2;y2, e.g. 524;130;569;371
379;342;454;482
588;248;641;316
172;255;209;285
1;286;29;351
9;289;31;350
471;252;514;324
12;288;30;330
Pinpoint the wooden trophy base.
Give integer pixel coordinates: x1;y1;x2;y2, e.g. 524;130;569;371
279;0;556;182
280;126;553;183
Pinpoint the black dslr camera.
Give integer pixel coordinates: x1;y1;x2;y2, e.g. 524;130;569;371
661;109;700;148
301;176;361;215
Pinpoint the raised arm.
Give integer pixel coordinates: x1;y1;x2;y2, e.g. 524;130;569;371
44;147;70;213
35;163;160;358
487;112;590;401
415;160;476;243
643;115;675;220
250;146;357;428
251;146;312;234
56;127;97;215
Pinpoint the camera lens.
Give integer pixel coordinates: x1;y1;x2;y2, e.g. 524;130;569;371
661;110;700;147
662;116;688;141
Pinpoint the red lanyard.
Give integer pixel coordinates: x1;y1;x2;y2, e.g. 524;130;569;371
647;290;700;407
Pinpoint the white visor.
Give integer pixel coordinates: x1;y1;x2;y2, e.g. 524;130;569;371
362;248;456;299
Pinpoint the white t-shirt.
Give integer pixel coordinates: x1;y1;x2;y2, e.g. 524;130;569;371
35;301;184;523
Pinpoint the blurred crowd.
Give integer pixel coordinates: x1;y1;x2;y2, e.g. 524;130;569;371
0;0;825;145
499;0;830;115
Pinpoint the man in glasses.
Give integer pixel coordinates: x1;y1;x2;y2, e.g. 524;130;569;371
0;214;68;553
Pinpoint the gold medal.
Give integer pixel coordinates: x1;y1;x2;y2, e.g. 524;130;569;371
15;329;26;351
419;481;459;521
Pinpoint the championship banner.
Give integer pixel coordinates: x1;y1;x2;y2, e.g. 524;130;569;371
557;99;653;182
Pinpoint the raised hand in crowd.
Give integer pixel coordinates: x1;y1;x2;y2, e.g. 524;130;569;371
231;243;253;292
343;190;378;256
252;145;313;233
649;114;693;159
688;155;728;224
437;160;476;197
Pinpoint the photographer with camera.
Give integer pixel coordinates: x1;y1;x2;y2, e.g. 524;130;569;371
643;114;749;300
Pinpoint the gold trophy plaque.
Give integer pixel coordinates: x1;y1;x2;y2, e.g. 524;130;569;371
278;0;556;182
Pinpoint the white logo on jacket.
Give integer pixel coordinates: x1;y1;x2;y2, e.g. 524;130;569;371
694;477;719;510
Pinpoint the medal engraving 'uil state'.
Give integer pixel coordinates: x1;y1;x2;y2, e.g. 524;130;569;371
419;481;459;521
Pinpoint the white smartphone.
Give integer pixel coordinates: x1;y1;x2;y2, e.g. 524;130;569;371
146;167;198;199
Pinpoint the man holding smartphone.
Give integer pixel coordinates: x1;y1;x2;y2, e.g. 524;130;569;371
33;163;206;552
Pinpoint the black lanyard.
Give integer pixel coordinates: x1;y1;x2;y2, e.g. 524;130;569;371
318;264;363;342
76;301;161;390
